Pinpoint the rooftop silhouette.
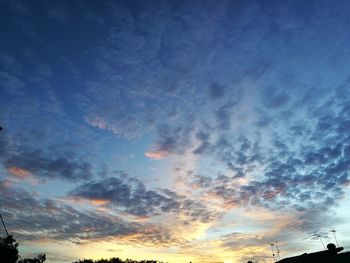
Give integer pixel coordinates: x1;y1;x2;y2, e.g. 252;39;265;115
276;243;350;263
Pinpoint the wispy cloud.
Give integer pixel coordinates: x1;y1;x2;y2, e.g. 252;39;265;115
145;150;169;160
7;166;32;177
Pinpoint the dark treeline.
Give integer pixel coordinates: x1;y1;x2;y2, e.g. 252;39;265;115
73;259;165;263
1;235;167;263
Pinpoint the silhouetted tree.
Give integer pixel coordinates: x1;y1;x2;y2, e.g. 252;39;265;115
0;235;46;263
0;235;19;263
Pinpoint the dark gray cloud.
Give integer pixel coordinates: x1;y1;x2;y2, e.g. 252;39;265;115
193;131;211;155
261;87;290;109
208;83;227;100
151;115;195;155
207;140;349;213
0;134;93;181
183;73;350;221
215;102;236;131
0;181;181;246
4;149;92;181
70;175;218;223
189;173;213;189
0;181;137;242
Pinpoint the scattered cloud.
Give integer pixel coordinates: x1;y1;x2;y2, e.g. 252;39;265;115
0;71;25;95
2;0;350;262
145;150;169;160
48;4;70;24
70;175;219;223
1;140;93;181
7;166;32;177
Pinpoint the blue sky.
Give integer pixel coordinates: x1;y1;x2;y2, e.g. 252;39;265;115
1;0;350;262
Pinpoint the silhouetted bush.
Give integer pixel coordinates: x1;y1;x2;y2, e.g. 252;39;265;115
0;235;19;263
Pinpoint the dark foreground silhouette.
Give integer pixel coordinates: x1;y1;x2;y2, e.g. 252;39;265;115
0;235;45;263
1;234;165;263
275;243;350;263
73;259;165;263
3;233;350;263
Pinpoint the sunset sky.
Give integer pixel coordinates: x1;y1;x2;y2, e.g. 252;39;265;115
1;1;350;263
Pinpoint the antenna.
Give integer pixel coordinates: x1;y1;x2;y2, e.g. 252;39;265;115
0;213;9;237
275;242;281;261
317;234;326;250
250;248;256;262
330;229;340;247
268;242;276;262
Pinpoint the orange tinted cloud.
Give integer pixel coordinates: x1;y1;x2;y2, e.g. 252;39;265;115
145;150;169;160
0;179;12;189
7;167;33;177
90;199;110;206
63;196;110;207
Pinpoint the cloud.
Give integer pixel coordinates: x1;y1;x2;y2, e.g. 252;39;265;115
70;175;219;223
2;0;350;260
7;166;32;177
2;0;30;15
178;68;350;230
208;83;227;100
0;181;137;241
144;150;169;160
0;71;25;95
85;116;108;130
260;85;291;110
0;52;21;74
75;0;249;146
215;102;238;131
193;131;211;155
149;117;196;156
0;181;188;248
1;143;93;181
48;4;70;24
186;104;350;229
8;152;92;181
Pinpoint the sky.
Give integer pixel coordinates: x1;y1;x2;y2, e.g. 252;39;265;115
1;0;350;262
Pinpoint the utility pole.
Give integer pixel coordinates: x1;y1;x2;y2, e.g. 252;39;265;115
1;213;10;236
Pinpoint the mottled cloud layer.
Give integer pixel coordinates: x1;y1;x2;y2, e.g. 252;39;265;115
70;175;219;223
1;0;350;262
0;180;182;247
